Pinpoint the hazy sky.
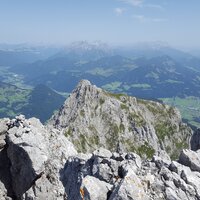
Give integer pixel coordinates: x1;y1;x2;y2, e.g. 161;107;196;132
0;0;200;48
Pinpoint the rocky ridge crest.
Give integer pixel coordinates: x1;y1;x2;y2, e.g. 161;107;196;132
49;80;192;159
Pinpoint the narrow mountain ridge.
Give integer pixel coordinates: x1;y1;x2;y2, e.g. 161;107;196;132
48;80;192;159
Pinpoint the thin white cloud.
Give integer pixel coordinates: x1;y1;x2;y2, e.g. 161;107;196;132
120;0;143;7
118;0;166;22
144;4;164;10
152;18;167;22
133;15;146;22
114;7;126;15
133;15;167;23
119;0;163;10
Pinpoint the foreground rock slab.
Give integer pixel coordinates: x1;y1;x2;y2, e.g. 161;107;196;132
0;115;77;199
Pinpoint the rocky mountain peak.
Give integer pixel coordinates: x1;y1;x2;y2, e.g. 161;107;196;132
74;79;101;100
49;79;102;129
77;79;92;87
49;80;192;159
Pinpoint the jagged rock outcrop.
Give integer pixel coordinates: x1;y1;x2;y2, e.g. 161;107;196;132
0;115;77;199
179;149;200;172
62;147;200;200
48;80;192;158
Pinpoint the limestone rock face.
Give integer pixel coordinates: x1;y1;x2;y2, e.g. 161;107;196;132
0;118;13;200
0;115;77;199
7;117;49;197
0;148;12;200
109;167;149;200
179;149;200;172
81;176;112;200
49;80;192;158
0;118;9;149
0;114;198;200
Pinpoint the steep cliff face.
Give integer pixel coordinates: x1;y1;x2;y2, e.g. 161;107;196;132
48;80;192;158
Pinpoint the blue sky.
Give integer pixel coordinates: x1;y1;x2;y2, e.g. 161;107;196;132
0;0;200;48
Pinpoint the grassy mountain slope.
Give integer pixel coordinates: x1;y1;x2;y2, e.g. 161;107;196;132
0;82;65;122
22;84;65;122
0;81;30;118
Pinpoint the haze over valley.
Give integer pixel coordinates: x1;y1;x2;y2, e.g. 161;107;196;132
0;41;200;127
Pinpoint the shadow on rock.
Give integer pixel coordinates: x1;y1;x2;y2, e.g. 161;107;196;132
7;142;42;199
59;156;94;200
0;146;14;198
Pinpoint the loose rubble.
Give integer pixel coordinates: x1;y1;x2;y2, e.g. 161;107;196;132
62;146;200;200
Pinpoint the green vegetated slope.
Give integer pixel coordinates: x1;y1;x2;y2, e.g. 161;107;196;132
103;82;200;128
161;96;200;128
0;82;65;122
22;84;65;123
0;82;30;118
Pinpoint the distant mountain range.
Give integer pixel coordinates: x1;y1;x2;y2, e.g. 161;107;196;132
0;41;200;126
10;43;200;98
